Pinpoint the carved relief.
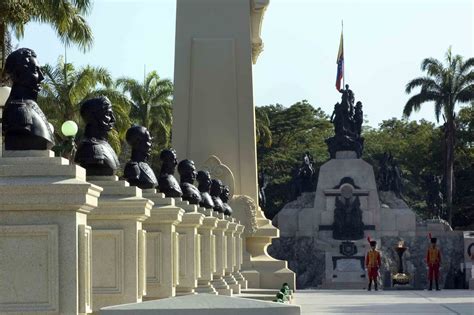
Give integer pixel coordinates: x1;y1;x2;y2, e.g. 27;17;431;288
250;0;270;64
229;195;258;235
201;155;235;198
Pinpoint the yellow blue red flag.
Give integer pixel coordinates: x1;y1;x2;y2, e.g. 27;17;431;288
336;31;344;91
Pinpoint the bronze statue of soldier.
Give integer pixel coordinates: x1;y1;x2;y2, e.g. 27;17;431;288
158;149;183;198
123;125;158;189
196;170;215;209
75;96;119;175
177;159;201;205
2;48;55;150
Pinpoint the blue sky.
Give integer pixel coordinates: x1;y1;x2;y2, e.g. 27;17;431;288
15;0;474;127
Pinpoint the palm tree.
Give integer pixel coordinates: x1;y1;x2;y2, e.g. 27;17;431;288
117;71;173;151
39;56;131;153
256;107;272;148
0;0;93;74
404;47;474;224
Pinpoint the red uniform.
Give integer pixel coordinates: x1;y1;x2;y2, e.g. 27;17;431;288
426;246;441;282
365;249;381;282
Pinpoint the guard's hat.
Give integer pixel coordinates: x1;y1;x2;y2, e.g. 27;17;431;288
370;240;377;246
430;237;437;244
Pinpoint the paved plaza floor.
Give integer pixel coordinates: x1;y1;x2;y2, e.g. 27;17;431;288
293;290;474;315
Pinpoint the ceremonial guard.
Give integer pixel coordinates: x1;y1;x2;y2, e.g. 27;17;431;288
365;237;381;291
426;233;442;291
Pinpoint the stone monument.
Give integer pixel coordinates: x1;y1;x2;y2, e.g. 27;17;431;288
271;86;465;290
172;0;295;290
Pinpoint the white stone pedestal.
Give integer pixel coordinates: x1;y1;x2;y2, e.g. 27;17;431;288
196;208;218;294
175;201;204;295
224;219;241;294
141;190;184;299
228;194;295;290
233;223;248;289
87;176;152;313
212;214;233;295
0;150;102;314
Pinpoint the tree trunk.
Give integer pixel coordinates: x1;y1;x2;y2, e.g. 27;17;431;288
445;118;455;225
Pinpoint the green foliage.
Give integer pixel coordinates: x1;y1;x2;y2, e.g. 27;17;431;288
257;101;473;228
0;0;93;74
256;100;332;219
452;103;474;228
404;47;474;224
363;119;443;218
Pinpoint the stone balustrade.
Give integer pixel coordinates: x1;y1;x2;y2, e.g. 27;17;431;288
1;154;256;313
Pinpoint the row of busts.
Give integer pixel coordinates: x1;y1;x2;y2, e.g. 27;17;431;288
72;97;233;216
0;48;233;216
121;125;232;215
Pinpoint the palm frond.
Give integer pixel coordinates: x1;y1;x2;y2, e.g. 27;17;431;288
405;77;439;94
456;84;474;103
421;57;444;77
403;91;441;119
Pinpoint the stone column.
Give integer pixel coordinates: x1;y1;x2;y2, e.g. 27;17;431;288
86;176;152;313
233;222;248;289
141;190;184;299
173;0;295;290
174;201;204;295
211;213;232;295
0;150;102;314
196;208;218;294
224;219;241;294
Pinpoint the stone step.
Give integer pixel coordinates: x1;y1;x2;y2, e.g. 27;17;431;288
236;293;276;301
242;288;280;295
319;281;367;289
237;288;294;303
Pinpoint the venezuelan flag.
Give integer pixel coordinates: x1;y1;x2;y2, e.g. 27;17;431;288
336;31;344;91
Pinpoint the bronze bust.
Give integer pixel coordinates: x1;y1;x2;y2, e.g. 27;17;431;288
196;170;214;209
177;159;201;205
74;96;119;176
158;149;183;198
2;48;55;150
220;184;233;216
123;125;158;189
210;179;225;213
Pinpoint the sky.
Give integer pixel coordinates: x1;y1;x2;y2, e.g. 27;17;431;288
15;0;474;127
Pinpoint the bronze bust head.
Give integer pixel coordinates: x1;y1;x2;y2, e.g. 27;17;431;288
74;96;120;176
123;125;158;189
158;148;183;198
2;48;55;150
177;159;201;205
220;184;233;216
210;179;225;213
196;170;214;209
